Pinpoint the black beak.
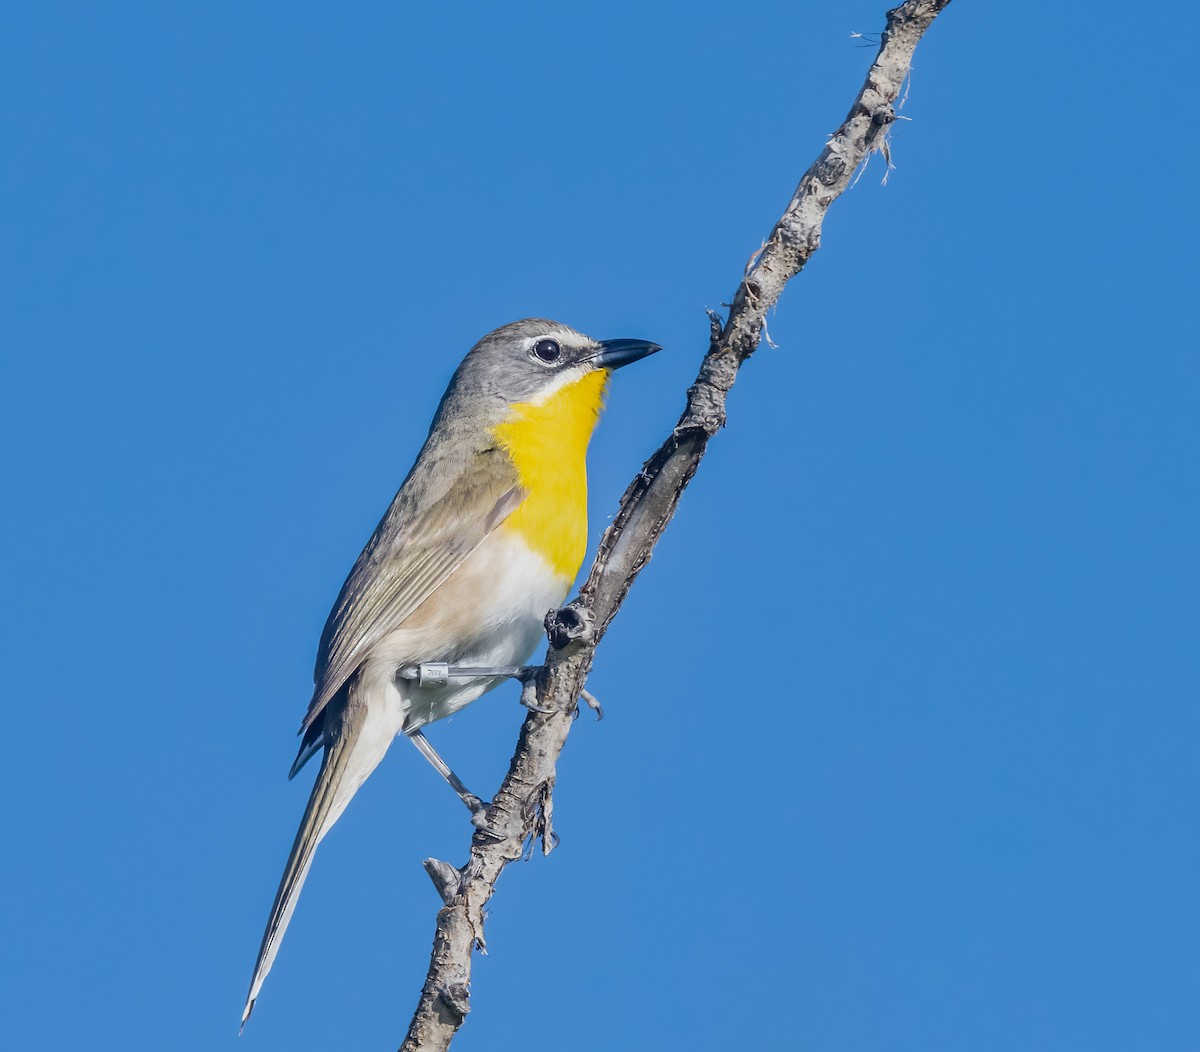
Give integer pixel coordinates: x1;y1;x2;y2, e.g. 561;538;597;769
592;337;662;370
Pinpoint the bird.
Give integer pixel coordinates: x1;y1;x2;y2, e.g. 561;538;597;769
241;318;660;1026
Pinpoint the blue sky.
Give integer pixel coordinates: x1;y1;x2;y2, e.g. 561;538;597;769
2;2;1196;1049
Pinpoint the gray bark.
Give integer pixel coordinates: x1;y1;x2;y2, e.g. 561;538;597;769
400;3;954;1048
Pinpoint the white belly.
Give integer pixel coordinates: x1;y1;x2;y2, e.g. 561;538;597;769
362;529;572;733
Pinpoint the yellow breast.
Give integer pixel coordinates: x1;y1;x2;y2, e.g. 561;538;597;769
491;369;610;580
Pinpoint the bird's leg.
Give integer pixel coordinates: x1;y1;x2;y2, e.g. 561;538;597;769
406;729;489;825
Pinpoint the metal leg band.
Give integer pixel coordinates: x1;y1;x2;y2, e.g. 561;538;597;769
398;662;530;688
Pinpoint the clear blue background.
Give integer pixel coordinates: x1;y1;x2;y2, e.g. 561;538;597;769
3;2;1195;1049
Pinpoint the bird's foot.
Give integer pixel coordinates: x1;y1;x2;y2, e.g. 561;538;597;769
464;793;491;828
579;687;604;720
517;672;556;713
517;669;604;720
423;857;462;904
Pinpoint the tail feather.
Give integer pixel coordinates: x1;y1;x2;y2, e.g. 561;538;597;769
288;724;324;780
241;743;348;1028
241;683;391;1029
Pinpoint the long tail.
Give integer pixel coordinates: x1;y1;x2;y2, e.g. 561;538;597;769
241;687;389;1028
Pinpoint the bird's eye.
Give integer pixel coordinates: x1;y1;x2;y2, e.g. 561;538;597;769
532;338;561;364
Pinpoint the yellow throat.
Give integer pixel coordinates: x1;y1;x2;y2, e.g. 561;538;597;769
491;368;610;580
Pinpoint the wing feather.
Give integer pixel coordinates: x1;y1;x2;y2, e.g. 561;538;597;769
300;448;524;733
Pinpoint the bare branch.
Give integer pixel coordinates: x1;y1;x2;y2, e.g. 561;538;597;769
399;3;953;1048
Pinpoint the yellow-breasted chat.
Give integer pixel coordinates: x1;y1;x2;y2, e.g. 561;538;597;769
242;318;660;1026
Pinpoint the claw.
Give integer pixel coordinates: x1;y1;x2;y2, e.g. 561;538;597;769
471;815;506;840
521;697;557;714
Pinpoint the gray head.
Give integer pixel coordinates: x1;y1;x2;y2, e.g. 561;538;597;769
429;318;660;435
